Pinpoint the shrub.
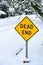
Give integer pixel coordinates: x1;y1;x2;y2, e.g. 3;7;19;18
2;4;9;17
0;14;7;18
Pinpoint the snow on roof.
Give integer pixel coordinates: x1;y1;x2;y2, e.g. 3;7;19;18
0;10;6;15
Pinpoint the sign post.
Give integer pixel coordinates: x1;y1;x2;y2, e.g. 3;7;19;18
26;41;28;58
15;16;39;63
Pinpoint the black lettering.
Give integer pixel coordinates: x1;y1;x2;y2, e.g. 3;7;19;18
30;25;33;29
24;24;26;29
27;25;29;28
20;24;23;28
28;31;32;35
22;30;25;34
22;30;32;35
20;24;33;29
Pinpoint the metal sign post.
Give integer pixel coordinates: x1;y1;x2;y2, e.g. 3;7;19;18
26;41;28;58
23;41;30;63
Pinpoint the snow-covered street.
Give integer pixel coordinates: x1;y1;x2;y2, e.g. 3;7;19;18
0;14;43;65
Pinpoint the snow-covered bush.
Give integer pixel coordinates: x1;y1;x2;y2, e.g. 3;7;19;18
0;10;7;18
7;7;15;16
2;4;9;17
0;14;7;18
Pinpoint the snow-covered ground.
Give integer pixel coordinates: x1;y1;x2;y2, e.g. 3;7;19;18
0;14;43;65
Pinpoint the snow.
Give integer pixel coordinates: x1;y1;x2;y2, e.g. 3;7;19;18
41;0;43;6
0;10;6;15
0;14;43;65
14;3;19;9
8;7;15;13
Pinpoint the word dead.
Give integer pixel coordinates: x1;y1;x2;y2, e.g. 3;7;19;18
20;24;33;29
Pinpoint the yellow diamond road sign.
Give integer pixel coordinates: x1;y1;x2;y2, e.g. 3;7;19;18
15;16;39;41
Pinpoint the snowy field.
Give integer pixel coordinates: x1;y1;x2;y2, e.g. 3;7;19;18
0;14;43;65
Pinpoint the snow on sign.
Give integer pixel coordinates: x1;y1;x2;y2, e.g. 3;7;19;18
15;16;39;41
